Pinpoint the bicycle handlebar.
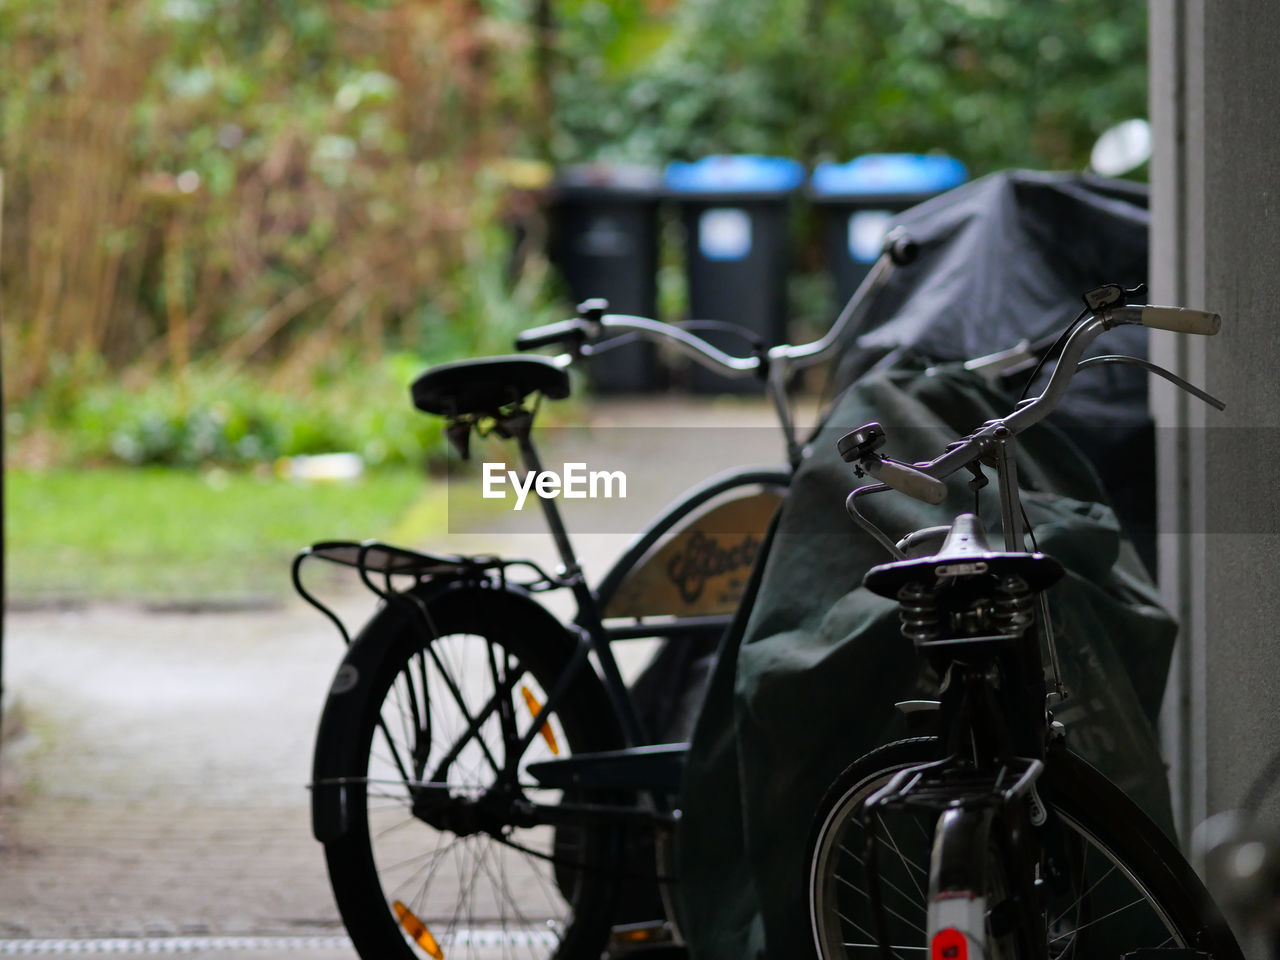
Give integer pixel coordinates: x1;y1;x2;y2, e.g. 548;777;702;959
515;228;912;374
1110;304;1222;336
514;318;592;351
851;303;1224;504
866;458;949;505
592;313;762;379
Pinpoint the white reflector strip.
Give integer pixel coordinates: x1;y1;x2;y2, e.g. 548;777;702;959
0;939;353;955
0;929;557;955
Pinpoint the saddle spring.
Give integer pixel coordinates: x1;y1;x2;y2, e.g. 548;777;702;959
896;582;941;643
993;575;1035;634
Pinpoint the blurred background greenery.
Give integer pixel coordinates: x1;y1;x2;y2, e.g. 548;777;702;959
0;0;1147;600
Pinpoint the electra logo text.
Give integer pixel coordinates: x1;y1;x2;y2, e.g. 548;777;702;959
482;462;627;511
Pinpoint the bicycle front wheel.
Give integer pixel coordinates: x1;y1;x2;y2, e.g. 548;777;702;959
314;584;625;960
807;738;1242;960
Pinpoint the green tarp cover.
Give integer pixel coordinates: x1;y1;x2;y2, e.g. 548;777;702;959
675;359;1177;960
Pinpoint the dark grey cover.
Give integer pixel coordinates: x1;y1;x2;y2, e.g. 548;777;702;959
831;169;1154;570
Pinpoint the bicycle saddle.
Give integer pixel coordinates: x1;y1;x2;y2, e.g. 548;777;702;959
863;513;1064;597
410;355;571;417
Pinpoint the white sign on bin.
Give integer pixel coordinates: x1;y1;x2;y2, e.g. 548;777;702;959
699;208;753;261
848;209;895;263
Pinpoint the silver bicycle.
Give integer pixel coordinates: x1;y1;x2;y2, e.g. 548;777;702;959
806;283;1241;960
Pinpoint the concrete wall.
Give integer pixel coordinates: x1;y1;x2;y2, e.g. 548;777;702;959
1151;0;1280;841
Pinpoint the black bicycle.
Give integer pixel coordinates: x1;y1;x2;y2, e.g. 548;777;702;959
294;240;920;960
806;284;1241;959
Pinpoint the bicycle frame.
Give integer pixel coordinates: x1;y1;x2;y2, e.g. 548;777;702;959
296;406;785;821
484;406;783;754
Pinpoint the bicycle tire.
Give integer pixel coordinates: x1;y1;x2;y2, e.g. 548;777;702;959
315;584;626;960
808;737;1243;960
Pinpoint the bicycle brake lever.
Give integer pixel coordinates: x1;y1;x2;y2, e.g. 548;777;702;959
1082;282;1148;312
1075;355;1225;411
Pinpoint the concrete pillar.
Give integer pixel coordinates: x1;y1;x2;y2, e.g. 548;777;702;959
1150;0;1280;843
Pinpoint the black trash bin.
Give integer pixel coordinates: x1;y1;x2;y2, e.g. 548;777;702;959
665;155;805;394
811;153;966;309
548;164;664;393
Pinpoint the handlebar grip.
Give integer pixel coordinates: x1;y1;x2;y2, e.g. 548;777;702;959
515;319;588;351
1139;306;1222;336
866;458;948;505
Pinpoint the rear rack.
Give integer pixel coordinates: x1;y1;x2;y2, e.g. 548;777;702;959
865;754;1044;815
291;539;562;645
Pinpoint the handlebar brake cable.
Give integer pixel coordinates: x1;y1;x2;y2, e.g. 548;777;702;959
1016;307;1090;403
1075;355;1226;410
845;484;908;559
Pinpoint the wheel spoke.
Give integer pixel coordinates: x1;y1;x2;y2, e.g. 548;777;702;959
1048;896;1151;945
836;841;927;918
834;873;927;936
834;906;915;960
1051;862;1122;931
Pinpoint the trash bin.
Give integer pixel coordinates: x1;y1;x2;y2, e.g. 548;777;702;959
665;155;805;394
548;164;664;393
811;153;967;308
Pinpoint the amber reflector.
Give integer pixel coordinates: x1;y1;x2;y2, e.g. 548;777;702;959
520;685;560;754
392;900;444;960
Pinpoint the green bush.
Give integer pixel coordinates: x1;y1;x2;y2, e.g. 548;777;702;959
8;353;443;469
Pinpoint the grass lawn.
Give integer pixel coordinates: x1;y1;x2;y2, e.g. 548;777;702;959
5;466;446;604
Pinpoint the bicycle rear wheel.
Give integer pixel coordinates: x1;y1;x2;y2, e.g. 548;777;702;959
808;738;1242;960
314;585;625;960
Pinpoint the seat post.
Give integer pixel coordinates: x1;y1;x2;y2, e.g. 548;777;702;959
502;408;647;746
502;410;582;580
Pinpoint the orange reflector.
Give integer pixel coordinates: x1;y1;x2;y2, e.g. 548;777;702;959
521;685;560;755
392;901;444;960
617;927;659;942
931;927;967;960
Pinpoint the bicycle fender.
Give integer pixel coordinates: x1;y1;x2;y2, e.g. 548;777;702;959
310;581;603;843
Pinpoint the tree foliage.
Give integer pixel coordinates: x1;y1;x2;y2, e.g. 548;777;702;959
550;0;1147;172
1;0;1147;465
0;0;541;403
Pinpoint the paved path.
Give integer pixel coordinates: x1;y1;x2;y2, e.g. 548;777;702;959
0;396;796;954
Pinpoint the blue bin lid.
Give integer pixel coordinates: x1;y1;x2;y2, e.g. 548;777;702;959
811;153;967;198
664;155;806;195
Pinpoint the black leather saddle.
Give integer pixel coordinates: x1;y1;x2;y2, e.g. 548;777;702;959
410;355;571;417
864;513;1064;597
